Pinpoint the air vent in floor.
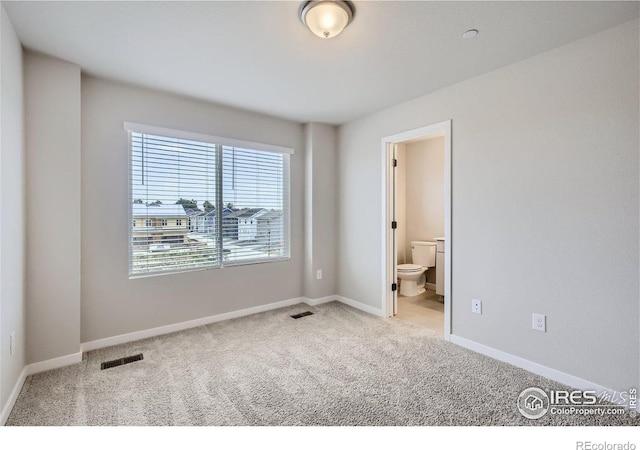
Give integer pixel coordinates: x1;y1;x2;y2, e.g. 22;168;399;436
100;353;144;370
290;311;314;319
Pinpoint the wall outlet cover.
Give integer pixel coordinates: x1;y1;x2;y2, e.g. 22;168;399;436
316;269;322;280
471;299;482;314
532;313;546;332
10;331;16;356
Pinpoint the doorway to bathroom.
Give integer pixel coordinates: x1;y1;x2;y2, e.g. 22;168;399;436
382;120;452;340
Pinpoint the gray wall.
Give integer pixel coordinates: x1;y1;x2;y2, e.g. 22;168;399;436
24;51;81;363
81;77;305;343
303;123;338;299
0;5;26;412
337;20;639;391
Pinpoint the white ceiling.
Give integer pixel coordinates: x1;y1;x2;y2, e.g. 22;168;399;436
4;1;639;125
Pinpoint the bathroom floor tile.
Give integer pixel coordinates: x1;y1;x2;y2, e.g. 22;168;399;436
394;290;444;334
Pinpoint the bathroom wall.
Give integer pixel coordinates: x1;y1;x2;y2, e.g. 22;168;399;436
405;137;445;283
395;144;407;265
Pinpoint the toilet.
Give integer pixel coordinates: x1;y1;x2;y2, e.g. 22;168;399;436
397;241;436;297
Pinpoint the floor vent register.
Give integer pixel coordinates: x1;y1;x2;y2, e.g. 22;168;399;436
290;311;314;319
100;353;144;370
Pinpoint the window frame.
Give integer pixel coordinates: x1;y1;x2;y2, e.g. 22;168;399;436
126;122;293;279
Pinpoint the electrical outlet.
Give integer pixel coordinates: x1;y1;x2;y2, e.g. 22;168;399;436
532;313;546;332
10;331;16;356
471;299;482;314
316;269;322;280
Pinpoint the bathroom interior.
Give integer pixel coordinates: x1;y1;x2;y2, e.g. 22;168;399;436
394;135;445;334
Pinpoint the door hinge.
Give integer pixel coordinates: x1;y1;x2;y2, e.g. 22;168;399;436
393;159;397;167
391;221;397;229
391;283;397;292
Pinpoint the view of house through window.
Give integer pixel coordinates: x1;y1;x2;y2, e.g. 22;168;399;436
128;127;290;277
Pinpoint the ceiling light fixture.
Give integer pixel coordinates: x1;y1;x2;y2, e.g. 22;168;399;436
462;29;479;39
299;0;355;39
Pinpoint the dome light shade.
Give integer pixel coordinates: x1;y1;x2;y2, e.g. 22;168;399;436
300;1;354;39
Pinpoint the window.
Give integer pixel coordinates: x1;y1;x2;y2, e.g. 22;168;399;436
127;122;292;277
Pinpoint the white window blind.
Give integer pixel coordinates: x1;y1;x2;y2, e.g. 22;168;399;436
127;123;291;277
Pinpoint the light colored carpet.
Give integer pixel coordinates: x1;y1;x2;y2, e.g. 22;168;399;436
6;301;637;426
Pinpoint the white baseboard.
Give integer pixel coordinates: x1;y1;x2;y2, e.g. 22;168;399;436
25;352;83;376
334;295;385;317
81;297;305;352
449;334;619;401
0;367;27;426
302;295;336;306
304;295;385;317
